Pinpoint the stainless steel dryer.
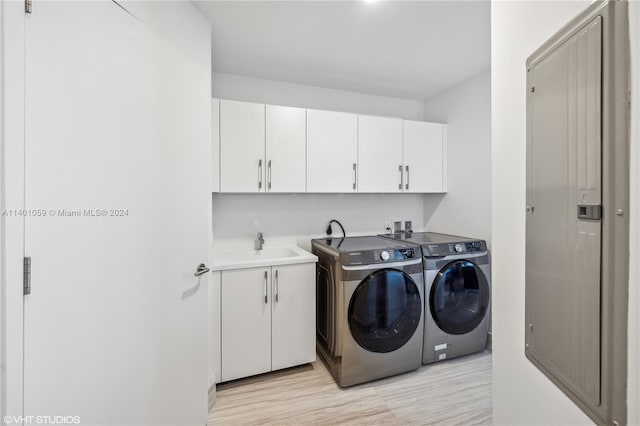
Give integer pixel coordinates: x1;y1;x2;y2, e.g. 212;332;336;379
380;232;491;364
311;236;424;387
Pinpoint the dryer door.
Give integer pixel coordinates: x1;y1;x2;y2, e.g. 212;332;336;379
430;260;490;335
348;269;422;353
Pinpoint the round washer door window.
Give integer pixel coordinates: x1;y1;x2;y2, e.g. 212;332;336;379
348;269;422;353
430;260;490;335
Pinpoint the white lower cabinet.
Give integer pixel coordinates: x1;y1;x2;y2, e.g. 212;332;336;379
271;264;316;371
221;268;272;382
210;271;222;385
221;263;315;382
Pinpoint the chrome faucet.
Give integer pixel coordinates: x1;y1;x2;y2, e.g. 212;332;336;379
256;232;265;251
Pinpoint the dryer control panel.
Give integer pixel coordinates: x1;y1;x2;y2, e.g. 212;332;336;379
423;241;487;257
342;247;418;265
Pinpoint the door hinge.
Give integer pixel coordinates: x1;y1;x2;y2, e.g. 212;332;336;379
23;257;31;295
25;0;32;13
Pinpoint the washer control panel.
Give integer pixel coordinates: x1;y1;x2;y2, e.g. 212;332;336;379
344;247;417;265
423;240;487;257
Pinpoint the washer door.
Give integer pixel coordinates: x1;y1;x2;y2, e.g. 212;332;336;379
348;269;422;353
430;260;490;335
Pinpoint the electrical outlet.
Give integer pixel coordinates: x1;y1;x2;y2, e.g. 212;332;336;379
384;222;392;234
404;220;413;233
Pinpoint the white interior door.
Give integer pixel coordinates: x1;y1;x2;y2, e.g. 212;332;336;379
24;2;210;424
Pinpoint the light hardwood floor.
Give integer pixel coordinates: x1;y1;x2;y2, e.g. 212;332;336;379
209;350;492;425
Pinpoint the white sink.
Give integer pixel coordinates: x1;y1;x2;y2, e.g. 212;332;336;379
212;245;317;271
221;247;299;262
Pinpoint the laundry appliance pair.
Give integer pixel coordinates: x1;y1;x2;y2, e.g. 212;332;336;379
312;232;491;387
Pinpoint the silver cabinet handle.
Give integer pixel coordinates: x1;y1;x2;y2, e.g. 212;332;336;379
274;270;279;302
264;270;268;304
405;165;410;190
194;263;209;277
268;160;272;191
352;163;357;190
258;159;263;190
398;165;403;190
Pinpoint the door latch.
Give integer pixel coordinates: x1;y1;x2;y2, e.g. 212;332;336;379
577;204;602;220
23;257;31;295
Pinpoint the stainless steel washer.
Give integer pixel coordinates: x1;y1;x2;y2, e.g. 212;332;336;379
380;232;491;364
311;236;424;387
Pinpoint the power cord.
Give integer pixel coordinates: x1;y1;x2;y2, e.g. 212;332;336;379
325;219;346;238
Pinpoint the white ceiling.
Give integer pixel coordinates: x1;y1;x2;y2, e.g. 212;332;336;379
193;1;490;101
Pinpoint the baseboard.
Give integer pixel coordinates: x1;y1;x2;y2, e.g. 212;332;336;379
208;382;216;411
208;371;217;411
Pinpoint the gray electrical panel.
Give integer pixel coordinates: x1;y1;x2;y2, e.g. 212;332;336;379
527;14;603;405
525;1;629;425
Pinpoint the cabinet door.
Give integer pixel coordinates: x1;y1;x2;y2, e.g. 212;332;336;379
212;99;220;193
403;120;447;193
221;268;272;382
358;115;403;193
220;100;265;192
209;271;222;384
271;264;316;371
266;105;306;193
306;109;358;193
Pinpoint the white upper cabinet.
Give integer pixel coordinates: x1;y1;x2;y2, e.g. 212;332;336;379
213;99;447;194
403;120;447;193
212;99;220;193
306;109;358;193
266;105;306;193
220;100;266;192
357;115;403;193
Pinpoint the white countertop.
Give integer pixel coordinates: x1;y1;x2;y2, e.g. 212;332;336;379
212;245;318;271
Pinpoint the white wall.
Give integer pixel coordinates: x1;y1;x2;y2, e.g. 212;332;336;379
212;72;424;120
212;193;425;250
211;72;427;247
422;69;491;247
492;1;639;425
